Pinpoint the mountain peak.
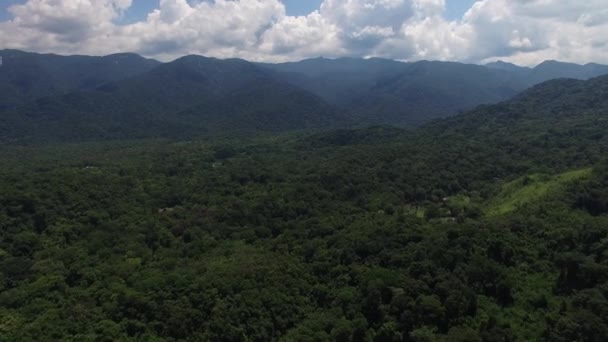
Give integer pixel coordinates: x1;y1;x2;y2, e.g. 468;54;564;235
486;60;516;66
485;60;530;72
103;52;153;60
172;54;215;63
535;60;580;68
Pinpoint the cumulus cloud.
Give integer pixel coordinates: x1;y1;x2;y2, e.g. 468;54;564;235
123;0;286;60
0;0;608;65
465;0;608;65
0;0;133;53
259;11;342;60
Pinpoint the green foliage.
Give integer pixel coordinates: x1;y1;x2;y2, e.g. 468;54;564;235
0;54;342;143
263;57;608;126
2;69;608;341
4;50;608;144
486;169;592;216
0;49;159;111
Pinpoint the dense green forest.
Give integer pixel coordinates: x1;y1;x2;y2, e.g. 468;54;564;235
3;50;608;144
0;55;341;143
0;50;160;111
1;75;608;341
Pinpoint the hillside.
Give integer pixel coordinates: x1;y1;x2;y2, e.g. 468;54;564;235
2;50;608;141
426;75;608;152
265;57;608;125
485;60;531;74
262;58;523;124
258;57;408;106
348;61;523;124
526;60;608;85
485;169;592;216
0;50;160;110
484;59;608;86
2;65;608;341
0;55;342;143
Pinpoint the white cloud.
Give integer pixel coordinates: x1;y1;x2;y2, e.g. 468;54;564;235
8;0;130;40
0;0;608;66
158;0;193;24
258;11;342;61
124;0;286;60
465;0;608;65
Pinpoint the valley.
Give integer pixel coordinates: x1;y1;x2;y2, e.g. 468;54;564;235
1;63;608;340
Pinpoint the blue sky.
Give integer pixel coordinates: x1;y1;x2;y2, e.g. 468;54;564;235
445;0;476;20
0;1;20;21
1;0;476;22
283;0;323;16
119;1;326;22
284;0;477;18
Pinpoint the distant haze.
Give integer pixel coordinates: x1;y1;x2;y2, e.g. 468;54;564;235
2;49;608;144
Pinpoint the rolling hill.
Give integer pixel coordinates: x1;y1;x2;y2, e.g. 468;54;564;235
0;49;160;110
264;57;608;125
0;55;342;143
526;60;608;85
2;50;608;143
2;66;608;341
261;58;523;124
347;61;523;124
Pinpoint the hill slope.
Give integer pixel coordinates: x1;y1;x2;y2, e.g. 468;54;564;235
349;61;523;124
0;55;341;143
264;57;608;125
2;51;608;142
526;60;608;85
262;58;524;124
2;66;608;342
428;75;608;144
258;57;408;106
0;50;160;110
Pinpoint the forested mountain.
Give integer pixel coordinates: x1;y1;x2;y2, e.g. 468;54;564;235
0;49;160;110
2;50;608;142
263;57;608;125
261;58;523;124
257;57;407;106
485;59;608;87
1;71;608;341
0;55;341;143
427;75;608;144
526;60;608;85
345;61;522;124
485;60;530;74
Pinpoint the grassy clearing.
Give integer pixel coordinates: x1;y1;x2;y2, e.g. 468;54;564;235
447;194;471;208
486;168;592;216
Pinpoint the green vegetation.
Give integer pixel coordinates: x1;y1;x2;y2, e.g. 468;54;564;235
487;168;592;216
1;125;607;340
0;55;341;143
1;59;608;341
264;57;608;125
3;50;608;144
0;49;159;111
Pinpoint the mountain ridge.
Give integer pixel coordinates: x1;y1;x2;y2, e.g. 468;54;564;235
2;49;608;143
3;51;608;342
0;49;161;110
0;54;343;143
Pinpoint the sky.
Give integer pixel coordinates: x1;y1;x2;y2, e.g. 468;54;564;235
1;0;607;66
0;0;474;21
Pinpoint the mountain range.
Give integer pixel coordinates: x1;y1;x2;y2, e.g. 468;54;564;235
3;46;608;342
3;63;608;341
0;50;160;111
1;49;608;143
